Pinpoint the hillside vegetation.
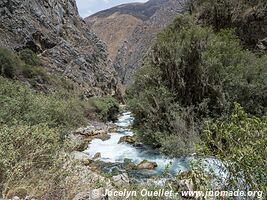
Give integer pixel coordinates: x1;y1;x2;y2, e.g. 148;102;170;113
129;15;266;153
0;48;119;198
1;0;266;198
128;3;267;192
193;0;267;49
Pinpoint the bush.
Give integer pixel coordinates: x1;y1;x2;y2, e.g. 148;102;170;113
0;48;48;84
198;104;267;192
0;48;21;78
90;96;120;122
21;64;47;79
193;0;267;48
0;77;120;133
0;77;88;136
0;123;62;195
19;49;40;66
18;49;49;84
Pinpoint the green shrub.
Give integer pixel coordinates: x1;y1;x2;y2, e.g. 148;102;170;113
90;96;120;122
21;64;46;79
0;48;21;78
0;77;87;134
0;47;121;197
0;76;121;198
0;122;62;194
193;0;266;48
0;48;48;83
0;77;120;132
18;49;49;83
19;49;40;66
198;103;267;192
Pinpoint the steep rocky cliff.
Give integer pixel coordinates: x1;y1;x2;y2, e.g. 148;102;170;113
0;0;118;96
86;0;188;84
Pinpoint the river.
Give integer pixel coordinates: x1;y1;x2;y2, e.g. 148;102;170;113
84;111;227;183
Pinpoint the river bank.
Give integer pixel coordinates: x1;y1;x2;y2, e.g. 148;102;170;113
67;110;229;200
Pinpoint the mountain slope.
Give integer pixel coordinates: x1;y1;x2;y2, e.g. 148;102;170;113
86;0;188;84
0;0;118;96
193;0;267;50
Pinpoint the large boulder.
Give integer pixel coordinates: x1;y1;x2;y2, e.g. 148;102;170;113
74;126;108;137
137;160;157;170
178;178;194;192
171;171;195;198
124;158;137;170
118;136;136;144
75;139;90;152
125;162;137;170
70;151;93;166
71;122;114;152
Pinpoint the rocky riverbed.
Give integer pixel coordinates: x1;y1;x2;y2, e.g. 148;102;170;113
64;110;229;200
68;112;184;185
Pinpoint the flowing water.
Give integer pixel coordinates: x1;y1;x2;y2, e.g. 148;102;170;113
84;112;227;182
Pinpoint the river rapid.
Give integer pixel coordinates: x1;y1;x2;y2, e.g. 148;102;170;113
84;111;227;183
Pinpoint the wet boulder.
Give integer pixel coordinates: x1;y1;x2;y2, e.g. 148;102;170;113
137;160;157;170
92;152;101;160
75;139;90;152
125;162;137;170
118;135;136;144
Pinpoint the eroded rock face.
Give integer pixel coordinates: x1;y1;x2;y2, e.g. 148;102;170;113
0;0;118;96
86;0;188;84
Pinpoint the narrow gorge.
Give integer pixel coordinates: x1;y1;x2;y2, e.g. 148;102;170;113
0;0;266;200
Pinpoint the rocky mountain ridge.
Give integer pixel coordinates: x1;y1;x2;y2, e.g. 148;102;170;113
0;0;119;96
86;0;189;84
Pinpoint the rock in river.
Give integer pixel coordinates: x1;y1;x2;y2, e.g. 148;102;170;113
137;160;157;170
118;136;136;144
92;152;101;160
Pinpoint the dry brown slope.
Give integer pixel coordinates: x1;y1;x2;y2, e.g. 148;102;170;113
85;0;188;84
88;12;143;61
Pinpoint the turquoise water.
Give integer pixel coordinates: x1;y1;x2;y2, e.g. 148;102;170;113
84;112;228;184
